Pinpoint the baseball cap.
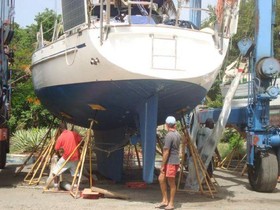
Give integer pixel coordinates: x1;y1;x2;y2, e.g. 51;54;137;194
165;116;176;125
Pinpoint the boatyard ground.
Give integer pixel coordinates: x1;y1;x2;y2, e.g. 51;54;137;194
1;164;280;210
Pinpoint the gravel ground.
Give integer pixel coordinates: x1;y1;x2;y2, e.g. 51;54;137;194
1;164;280;210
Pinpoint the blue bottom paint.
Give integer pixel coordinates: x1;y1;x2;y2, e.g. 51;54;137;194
137;94;158;183
36;79;207;129
35;79;207;182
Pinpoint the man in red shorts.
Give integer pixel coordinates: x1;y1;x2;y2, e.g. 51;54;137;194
156;116;181;210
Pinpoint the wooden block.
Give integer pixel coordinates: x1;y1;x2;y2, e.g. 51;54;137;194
81;188;100;199
91;186;129;199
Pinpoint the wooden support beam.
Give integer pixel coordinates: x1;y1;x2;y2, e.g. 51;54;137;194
177;114;217;198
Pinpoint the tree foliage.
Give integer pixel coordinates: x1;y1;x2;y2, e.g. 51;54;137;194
206;0;280;108
9;9;60;133
10;128;56;153
34;8;61;41
274;1;280;60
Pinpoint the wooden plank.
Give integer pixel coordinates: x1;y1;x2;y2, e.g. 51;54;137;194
91;186;129;200
82;188;100;199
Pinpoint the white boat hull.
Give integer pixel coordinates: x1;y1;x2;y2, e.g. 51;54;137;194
32;25;228;129
30;0;240;183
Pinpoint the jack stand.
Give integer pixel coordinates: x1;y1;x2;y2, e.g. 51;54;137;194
235;153;247;172
156;136;163;156
218;146;237;169
24;128;60;185
241;163;247;176
241;157;248;176
177;114;218;199
125;143;142;170
219;144;245;170
70;120;94;199
15;122;55;175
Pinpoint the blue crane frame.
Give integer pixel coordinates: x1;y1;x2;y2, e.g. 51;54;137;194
198;0;280;192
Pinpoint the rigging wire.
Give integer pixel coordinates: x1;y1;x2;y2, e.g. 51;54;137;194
40;0;61;38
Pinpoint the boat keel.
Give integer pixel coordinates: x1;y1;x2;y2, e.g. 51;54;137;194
137;94;158;183
94;127;126;182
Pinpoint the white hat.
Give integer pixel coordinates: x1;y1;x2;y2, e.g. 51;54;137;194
165;116;176;125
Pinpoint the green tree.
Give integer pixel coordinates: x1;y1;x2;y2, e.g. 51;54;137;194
229;0;255;62
205;79;223;108
201;5;217;28
34;9;61;41
9;10;60;132
205;0;278;108
274;1;280;59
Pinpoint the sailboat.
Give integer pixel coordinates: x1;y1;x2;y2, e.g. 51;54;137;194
31;0;240;183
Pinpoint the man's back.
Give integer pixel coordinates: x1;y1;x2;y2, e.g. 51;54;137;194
196;127;212;152
55;130;81;161
164;130;181;165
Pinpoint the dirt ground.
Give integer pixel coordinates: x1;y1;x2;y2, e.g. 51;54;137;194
1;163;280;210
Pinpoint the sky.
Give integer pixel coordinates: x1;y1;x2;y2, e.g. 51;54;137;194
15;0;215;28
15;0;61;27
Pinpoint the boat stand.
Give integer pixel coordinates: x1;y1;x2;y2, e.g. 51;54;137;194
219;143;246;170
69;120;94;198
43;119;95;199
235;153;247;172
23;127;60;185
125;143;142;170
156;136;164;157
241;158;248;176
15;120;55;175
177;114;218;199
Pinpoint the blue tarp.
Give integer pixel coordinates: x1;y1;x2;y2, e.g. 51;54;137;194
131;15;155;24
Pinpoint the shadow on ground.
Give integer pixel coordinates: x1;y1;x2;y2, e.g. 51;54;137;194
1;164;277;209
0;164;27;187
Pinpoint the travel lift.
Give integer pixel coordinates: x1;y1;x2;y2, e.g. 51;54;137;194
0;1;14;169
198;0;280;192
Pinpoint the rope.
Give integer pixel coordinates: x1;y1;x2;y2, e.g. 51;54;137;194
64;34;79;66
93;143;127;157
216;0;238;24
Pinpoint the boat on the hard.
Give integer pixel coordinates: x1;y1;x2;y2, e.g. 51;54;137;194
31;0;240;182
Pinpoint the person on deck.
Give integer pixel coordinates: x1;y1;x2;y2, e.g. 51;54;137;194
156;116;181;210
